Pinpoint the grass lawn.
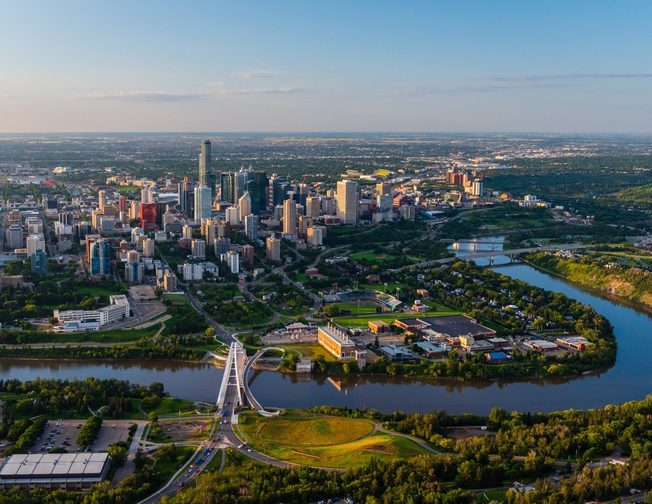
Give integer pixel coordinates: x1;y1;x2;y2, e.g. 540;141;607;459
477;488;507;502
350;250;397;264
123;397;198;420
74;286;125;297
333;310;462;328
148;397;198;416
333;301;381;315
162;292;188;305
279;343;339;362
237;410;429;469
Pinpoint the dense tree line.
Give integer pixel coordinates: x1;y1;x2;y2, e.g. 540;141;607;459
0;377;165;420
170;455;474;504
76;416;102;448
525;251;652;310
507;456;652;503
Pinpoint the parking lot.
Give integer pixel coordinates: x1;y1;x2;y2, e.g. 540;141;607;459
34;419;133;453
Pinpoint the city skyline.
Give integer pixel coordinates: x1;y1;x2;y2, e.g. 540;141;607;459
1;1;652;133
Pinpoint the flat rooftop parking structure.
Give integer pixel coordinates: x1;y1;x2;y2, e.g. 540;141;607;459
418;315;496;338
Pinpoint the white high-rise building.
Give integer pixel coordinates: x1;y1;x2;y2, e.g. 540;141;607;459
182;224;193;240
238;192;252;221
244;214;258;241
182;262;203;282
282;198;297;237
472;179;484;197
226;250;240;274
336;180;358;225
225;206;240;226
26;234;46;257
194;185;213;221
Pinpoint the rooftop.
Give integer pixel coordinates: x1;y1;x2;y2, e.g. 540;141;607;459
0;452;109;480
418;315;496;338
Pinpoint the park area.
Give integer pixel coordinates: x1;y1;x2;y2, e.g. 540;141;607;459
236;410;429;469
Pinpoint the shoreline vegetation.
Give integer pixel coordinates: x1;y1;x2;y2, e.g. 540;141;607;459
524;251;652;314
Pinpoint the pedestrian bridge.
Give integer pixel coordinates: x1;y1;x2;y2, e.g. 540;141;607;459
216;342;281;417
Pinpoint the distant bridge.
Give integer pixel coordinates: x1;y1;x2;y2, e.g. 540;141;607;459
216;342;281;417
407;243;588;269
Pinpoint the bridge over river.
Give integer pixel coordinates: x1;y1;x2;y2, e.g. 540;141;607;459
216;342;281;417
407;243;590;269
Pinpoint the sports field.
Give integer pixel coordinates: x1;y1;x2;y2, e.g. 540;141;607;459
333;309;462;328
237;410;429;468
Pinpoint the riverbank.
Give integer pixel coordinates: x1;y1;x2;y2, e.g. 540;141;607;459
521;252;652;318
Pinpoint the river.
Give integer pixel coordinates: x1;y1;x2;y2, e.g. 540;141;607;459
2;236;651;414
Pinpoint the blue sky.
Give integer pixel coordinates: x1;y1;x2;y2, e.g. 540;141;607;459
1;0;651;132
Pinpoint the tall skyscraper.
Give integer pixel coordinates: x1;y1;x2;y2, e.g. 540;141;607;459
306;195;320;218
90;238;111;276
219;172;234;204
336;180;359;225
198;139;213;188
31;249;49;276
226;250;240;274
194;185;213;221
282;198;297;237
244;213;258;241
98;190;106;212
238;192;252;221
234;169;248;203
139;202;159;232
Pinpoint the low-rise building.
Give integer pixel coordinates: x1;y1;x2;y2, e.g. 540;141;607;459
415;341;450;358
555;336;592;351
0;452;110;491
368;320;390;333
378;344;416;361
296;358;313;373
54;295;130;329
317;324;358;360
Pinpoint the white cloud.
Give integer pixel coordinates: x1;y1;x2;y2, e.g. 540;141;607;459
235;69;282;80
229;86;302;95
72;90;211;102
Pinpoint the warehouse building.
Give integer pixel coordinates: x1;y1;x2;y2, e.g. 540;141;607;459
0;452;110;491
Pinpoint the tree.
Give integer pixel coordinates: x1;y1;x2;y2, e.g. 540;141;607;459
204;327;216;338
487;407;509;430
155;443;177;462
108;444;128;467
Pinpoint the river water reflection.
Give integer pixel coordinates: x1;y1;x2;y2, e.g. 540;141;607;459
2;237;651;414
